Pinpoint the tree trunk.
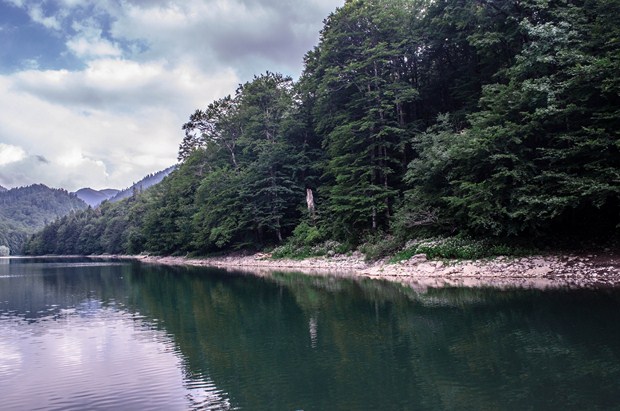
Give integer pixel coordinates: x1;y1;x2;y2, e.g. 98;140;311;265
306;188;316;221
276;220;283;243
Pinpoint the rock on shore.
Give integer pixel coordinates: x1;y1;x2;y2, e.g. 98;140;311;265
130;251;620;289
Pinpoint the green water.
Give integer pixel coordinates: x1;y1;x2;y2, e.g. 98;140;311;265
1;257;619;410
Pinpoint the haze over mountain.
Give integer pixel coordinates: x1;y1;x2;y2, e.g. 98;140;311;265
74;166;175;207
0;184;87;254
75;188;120;207
0;185;6;193
108;166;176;203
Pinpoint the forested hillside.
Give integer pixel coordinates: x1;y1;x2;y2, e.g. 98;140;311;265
26;0;619;257
107;166;176;203
0;185;87;254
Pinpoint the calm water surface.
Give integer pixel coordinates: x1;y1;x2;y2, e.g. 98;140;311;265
1;257;619;410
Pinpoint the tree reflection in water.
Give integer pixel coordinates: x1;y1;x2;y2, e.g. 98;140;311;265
1;258;619;410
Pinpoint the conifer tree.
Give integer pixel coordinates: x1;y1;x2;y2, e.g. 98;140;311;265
309;0;419;239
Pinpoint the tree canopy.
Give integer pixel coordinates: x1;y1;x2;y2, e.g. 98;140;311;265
26;0;620;256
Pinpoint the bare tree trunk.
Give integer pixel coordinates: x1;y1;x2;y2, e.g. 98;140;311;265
306;188;316;221
276;220;283;243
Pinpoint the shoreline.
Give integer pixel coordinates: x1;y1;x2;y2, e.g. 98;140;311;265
126;251;620;290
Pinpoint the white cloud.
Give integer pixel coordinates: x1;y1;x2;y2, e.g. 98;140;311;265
0;0;344;190
0;60;239;191
58;0;88;7
0;143;26;165
4;0;25;8
28;4;61;30
20;58;40;70
67;36;121;58
108;0;342;76
67;20;122;59
12;58;239;113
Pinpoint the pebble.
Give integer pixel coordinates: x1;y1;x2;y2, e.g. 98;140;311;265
134;252;620;288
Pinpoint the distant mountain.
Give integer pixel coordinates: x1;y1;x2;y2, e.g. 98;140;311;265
73;167;175;207
0;185;6;192
0;184;87;254
75;187;120;207
109;166;176;203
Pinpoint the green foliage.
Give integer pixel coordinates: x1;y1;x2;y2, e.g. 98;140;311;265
290;222;323;247
394;114;460;236
23;181;160;256
390;237;534;262
310;0;419;238
271;240;347;260
26;0;620;257
359;234;404;261
396;0;620;238
181;72;309;250
0;184;86;254
270;243;309;260
269;221;331;259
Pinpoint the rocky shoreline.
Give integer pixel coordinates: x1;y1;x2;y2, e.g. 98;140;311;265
128;250;620;289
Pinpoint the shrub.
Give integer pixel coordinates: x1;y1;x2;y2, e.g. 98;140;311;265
291;222;323;247
389;237;534;263
271;239;347;260
359;234;403;261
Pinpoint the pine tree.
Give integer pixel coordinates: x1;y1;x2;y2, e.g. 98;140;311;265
309;0;419;239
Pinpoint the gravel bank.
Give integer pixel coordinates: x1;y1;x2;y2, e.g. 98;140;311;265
130;251;620;289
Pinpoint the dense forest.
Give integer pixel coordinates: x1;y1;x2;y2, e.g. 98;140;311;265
25;0;619;257
0;184;87;254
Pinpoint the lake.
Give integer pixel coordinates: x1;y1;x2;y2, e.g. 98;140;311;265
1;257;619;410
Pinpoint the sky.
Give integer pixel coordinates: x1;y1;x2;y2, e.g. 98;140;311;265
0;0;343;191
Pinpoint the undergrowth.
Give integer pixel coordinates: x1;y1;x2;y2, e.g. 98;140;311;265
271;240;349;260
271;221;538;262
388;237;535;263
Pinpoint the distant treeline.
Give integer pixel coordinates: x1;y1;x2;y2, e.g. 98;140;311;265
25;0;619;256
0;185;86;254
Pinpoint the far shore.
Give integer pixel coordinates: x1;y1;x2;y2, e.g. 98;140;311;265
107;250;620;290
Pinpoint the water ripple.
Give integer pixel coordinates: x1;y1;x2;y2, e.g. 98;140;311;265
0;307;235;411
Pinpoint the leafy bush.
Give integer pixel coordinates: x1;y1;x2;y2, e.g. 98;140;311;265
359;234;403;261
271;239;347;260
291;222;323;247
389;237;534;262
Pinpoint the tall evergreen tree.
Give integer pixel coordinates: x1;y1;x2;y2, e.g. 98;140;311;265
236;72;302;243
309;0;420;239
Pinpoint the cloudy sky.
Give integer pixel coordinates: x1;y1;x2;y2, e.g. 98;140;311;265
0;0;343;191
